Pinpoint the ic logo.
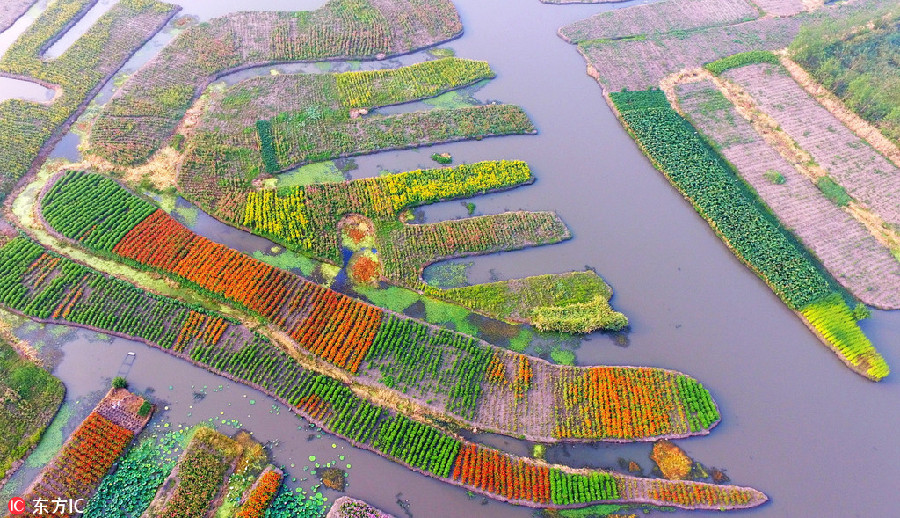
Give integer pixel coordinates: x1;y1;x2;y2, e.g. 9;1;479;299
7;497;26;515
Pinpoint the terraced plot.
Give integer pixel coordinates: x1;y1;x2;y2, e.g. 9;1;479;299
676;80;900;309
724;63;900;231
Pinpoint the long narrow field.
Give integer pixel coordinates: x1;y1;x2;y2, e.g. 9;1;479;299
13;388;151;516
675;79;900;309
378;212;570;286
34;171;713;441
0;237;765;511
723;63;900;231
558;0;759;43
0;0;178;199
609;89;888;381
89;0;464;166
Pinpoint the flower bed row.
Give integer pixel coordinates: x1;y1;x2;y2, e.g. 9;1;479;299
243;160;533;263
553;367;718;440
236;469;282;518
16;389;152;517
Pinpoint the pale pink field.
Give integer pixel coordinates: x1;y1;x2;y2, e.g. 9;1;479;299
726;64;900;231
677;80;900;309
559;0;759;43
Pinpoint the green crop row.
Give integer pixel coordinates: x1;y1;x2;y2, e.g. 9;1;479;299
704;50;780;75
41;171;156;252
372;413;461;478
676;375;720;432
801;293;889;380
611;89;887;380
611;89;833;310
367;314;492;420
335;57;494;108
549;469;619;506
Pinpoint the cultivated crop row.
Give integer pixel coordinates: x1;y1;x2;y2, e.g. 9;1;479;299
676;79;900;309
243;160;533;262
378;211;570;287
335;57;494;108
610;89;888;380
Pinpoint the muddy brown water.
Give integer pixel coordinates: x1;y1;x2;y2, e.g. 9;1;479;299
2;0;899;516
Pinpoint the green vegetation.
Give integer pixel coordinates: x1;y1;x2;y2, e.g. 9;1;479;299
112;376;128;389
801;294;889;380
0;0;177;201
335;57;494;108
41;171;157;253
440;272;628;332
549;470;619;506
611;89;887;380
611;89;831;309
367;315;492;419
705;50;780;75
84;427;187;518
432;152;453;165
137;400;152;417
790;10;900;144
816;176;851;206
0;339;64;480
764;169;786;185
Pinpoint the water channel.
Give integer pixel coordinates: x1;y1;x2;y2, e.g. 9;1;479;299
1;0;897;516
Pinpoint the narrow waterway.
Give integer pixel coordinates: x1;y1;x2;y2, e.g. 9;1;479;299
2;0;898;516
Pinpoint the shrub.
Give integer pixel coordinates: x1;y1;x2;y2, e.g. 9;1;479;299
112;376;128;389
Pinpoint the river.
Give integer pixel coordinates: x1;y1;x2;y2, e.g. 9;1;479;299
1;0;897;516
